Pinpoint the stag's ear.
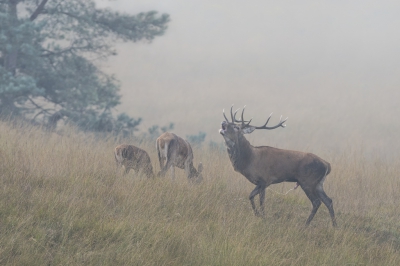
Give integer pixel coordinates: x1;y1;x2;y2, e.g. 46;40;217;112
242;126;256;134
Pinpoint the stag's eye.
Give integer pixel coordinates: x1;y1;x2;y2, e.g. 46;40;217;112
233;125;240;131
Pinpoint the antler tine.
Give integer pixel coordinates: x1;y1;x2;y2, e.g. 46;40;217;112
238;105;255;126
254;113;288;130
222;109;229;122
257;112;273;128
240;106;246;126
223;105;250;123
232;105;249;123
233;108;241;122
281;116;288;127
245;118;253;127
230;105;235;122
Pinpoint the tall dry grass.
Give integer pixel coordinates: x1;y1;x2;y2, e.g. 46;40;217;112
0;120;399;265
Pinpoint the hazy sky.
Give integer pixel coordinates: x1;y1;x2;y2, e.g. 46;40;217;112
95;0;400;149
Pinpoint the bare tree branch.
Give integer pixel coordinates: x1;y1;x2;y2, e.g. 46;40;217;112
26;97;50;113
30;0;49;21
40;44;110;57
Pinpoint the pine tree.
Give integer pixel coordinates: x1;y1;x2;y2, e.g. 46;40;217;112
0;0;169;134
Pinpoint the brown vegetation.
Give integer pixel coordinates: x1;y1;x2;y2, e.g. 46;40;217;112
0;120;399;265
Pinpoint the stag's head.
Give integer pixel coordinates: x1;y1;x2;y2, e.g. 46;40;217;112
219;106;287;147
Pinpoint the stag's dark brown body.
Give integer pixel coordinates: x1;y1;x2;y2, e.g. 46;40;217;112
114;144;154;178
156;132;203;181
220;107;336;226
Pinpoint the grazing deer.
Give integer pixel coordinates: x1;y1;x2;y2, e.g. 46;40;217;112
219;106;336;227
114;144;154;178
156;132;203;181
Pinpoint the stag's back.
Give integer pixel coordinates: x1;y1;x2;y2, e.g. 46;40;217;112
248;146;330;185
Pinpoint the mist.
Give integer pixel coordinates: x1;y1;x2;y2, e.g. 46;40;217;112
97;0;400;156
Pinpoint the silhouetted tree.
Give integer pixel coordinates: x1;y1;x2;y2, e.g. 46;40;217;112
0;0;169;133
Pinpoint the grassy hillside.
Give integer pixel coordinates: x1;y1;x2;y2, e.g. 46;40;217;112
0;120;399;265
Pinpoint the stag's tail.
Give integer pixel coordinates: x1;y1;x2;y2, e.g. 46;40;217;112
317;163;331;192
325;162;331;176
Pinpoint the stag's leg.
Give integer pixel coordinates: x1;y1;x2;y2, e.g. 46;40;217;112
302;187;321;226
316;188;337;227
259;187;266;216
249;184;265;217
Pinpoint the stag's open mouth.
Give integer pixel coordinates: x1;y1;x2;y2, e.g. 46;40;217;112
221;121;227;129
219;121;227;135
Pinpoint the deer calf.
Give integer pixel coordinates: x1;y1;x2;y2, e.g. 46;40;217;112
114;144;154;178
219;106;336;226
156;132;203;181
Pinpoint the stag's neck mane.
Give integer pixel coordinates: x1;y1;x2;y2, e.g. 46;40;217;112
226;134;253;172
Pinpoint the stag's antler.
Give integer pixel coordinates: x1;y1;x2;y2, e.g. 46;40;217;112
240;106;253;127
223;108;230;122
222;105;236;122
223;105;249;123
254;114;287;129
239;107;288;130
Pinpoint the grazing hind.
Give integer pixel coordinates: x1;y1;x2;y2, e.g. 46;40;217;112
114;144;154;178
156;132;203;182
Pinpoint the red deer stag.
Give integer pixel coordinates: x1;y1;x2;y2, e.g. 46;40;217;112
219;106;336;226
114;144;154;178
156;132;203;181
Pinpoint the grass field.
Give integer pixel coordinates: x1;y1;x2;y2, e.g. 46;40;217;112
0;120;399;265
